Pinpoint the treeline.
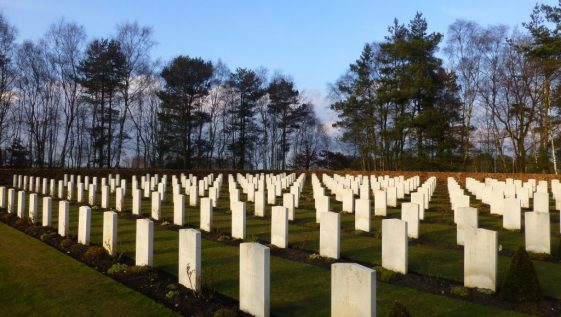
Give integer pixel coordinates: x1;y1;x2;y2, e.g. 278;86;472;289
2;2;561;172
331;3;561;173
0;18;329;170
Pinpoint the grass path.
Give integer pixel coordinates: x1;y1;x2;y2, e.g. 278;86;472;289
0;222;178;317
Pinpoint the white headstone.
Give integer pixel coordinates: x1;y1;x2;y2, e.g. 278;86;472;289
174;194;185;226
315;195;330;223
401;202;419;239
267;186;276;205
232;200;246;239
503;198;521;230
58;201;69;237
255;189;266;217
283;193;295;221
115;187;124;212
78;206;91;245
464;228;497;292
136;219;154;266
29;193;38;223
457;207;478;246
16;190;25;218
239;242;270;317
88;184;96;206
387;186;397;208
77;183;84;203
320;211;340;259
331;263;376;317
103;211;118;255
382;219;408;274
0;186;5;209
271;206;288;248
525;211;551;254
179;228;201;291
200;197;212;232
151;191;161;220
533;192;549;213
132;189;141;216
101;185;109;209
42;197;52;227
374;190;387;216
189;186;198;207
355;198;370;232
342;190;354;213
410;192;425;219
7;188;15;213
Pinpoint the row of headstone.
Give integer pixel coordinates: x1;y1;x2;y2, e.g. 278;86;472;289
449;176;553;292
464;176;553;254
6;174;382;317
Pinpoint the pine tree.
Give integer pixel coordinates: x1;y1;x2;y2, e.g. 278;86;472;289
227;68;265;169
157;55;213;168
78;38;127;167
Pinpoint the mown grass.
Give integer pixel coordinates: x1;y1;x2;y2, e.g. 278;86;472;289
0;222;178;317
3;175;551;316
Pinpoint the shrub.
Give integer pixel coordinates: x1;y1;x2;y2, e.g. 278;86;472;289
107;263;129;275
15;218;30;226
387;300;411;317
40;232;56;241
84;246;107;262
165;290;179;300
308;253;322;260
60;238;74;249
450;286;469;297
500;247;541;302
213;308;237;317
377;267;397;283
217;234;230;242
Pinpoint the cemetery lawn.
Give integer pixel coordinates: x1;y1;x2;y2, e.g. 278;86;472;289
2;181;540;317
0;222;178;317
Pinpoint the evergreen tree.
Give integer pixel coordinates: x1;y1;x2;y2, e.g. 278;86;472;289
227;68;265;169
157;55;214;168
500;247;542;302
78;38;127;167
331;43;379;170
376;13;463;170
267;76;302;169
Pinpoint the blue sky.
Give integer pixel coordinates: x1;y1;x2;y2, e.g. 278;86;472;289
0;0;554;123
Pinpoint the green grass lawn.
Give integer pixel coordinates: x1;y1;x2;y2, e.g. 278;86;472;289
5;174;558;316
0;222;178;317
